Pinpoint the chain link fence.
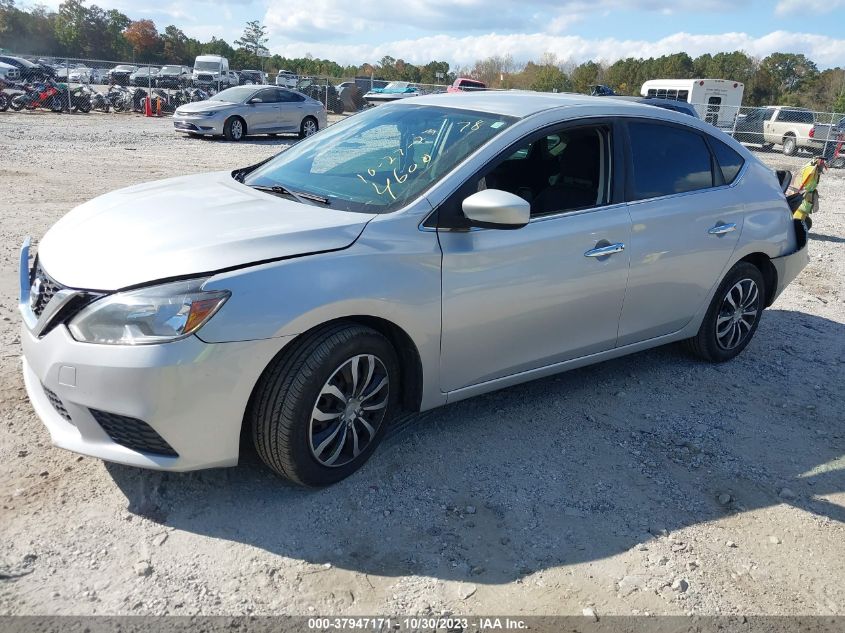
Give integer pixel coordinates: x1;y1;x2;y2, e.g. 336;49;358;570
0;53;457;117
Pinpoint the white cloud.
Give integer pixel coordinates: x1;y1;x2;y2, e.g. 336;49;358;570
268;29;845;69
263;0;751;41
775;0;845;15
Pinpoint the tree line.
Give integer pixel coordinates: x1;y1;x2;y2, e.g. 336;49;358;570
1;0;843;111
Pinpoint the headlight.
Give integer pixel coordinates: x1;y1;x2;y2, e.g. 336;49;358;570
68;279;229;345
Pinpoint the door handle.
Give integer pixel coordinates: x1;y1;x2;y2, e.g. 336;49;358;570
708;222;737;235
584;242;625;258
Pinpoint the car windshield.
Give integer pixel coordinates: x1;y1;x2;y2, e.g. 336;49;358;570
209;86;256;103
243;104;516;213
385;82;409;90
195;61;222;71
115;65;134;71
161;66;181;73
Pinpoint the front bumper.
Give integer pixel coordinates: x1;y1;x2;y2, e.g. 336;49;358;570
173;114;224;135
22;324;285;471
18;239;288;470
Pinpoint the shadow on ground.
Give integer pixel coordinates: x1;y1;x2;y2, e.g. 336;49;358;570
186;135;301;148
106;309;845;584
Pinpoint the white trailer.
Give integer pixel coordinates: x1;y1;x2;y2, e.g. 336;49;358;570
640;79;744;128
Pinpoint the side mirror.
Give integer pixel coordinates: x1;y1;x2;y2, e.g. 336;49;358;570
462;189;530;229
248;97;263;104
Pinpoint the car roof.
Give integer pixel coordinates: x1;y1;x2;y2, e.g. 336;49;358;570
605;95;698;111
395;90;689;119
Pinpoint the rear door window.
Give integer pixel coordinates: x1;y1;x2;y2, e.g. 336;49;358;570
627;121;714;200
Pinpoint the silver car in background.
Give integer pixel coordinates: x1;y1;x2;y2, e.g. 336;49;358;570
172;85;326;141
20;92;808;486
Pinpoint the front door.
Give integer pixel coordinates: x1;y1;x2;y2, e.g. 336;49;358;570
250;88;282;132
438;123;632;392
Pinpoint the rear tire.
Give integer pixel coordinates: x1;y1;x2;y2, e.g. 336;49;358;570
249;323;399;486
684;262;765;363
224;116;245;141
10;96;25;111
0;93;8;111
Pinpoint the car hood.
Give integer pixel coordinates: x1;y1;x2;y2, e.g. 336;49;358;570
37;171;376;291
175;101;234;114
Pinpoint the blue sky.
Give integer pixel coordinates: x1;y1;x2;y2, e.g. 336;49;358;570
34;0;845;68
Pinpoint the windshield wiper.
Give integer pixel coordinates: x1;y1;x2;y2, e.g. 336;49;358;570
248;184;329;206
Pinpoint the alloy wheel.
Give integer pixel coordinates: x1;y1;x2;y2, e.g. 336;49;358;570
308;354;389;468
715;278;759;350
303;119;317;136
231;119;243;140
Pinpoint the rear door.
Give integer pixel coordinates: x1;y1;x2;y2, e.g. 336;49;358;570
277;89;305;132
617;119;744;346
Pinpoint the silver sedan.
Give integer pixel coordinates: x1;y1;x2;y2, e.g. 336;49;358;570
20;92;808;486
172;85;327;141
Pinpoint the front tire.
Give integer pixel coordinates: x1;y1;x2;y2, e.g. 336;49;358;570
684;262;765;362
224;116;245;141
249;323;399;486
299;116;318;138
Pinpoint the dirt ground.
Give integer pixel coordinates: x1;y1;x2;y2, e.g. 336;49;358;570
0;109;843;618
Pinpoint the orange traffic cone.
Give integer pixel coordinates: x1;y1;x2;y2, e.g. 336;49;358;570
155;97;161;117
144;96;152;117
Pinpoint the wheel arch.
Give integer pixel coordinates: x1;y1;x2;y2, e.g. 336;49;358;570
243;315;424;430
739;252;778;307
226;114;247;136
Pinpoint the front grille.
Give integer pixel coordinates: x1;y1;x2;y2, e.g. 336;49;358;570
30;261;64;318
42;384;72;423
89;409;179;457
197;74;213;82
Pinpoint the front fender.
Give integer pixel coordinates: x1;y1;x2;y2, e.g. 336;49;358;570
197;209;444;409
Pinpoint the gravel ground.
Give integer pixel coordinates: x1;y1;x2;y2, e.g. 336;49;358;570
0;110;843;618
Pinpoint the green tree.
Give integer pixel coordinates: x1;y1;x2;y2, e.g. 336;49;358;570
570;60;602;94
234;19;267;66
162;24;188;63
760;52;819;94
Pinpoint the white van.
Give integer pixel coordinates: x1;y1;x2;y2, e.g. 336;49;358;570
640;79;744;128
193;55;231;89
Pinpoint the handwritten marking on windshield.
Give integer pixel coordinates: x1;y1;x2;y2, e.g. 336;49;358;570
355;121;484;201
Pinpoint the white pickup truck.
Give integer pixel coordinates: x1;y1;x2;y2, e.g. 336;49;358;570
736;106;826;155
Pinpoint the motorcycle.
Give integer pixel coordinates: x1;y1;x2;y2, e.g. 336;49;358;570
10;79;63;112
188;86;209;102
0;77;22;111
64;84;93;113
106;84;133;112
88;86;110;113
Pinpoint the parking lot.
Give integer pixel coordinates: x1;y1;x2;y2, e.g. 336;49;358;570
0;109;843;617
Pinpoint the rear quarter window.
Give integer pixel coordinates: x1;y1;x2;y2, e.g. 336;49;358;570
709;137;745;184
627;121;714;200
